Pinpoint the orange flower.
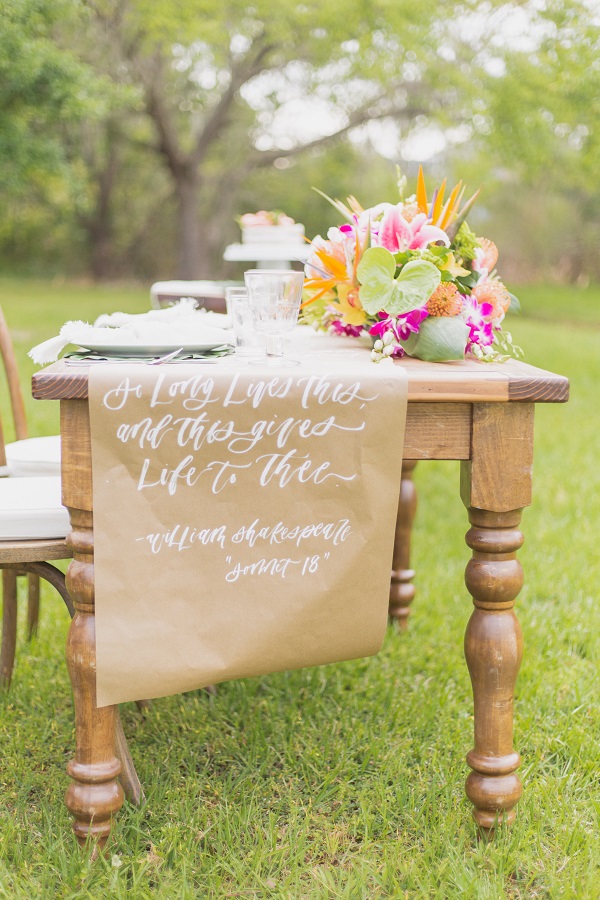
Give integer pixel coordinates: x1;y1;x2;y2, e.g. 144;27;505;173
426;283;463;317
471;280;511;320
476;237;499;272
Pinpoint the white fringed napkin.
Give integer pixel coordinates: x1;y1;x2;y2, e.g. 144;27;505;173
29;300;232;365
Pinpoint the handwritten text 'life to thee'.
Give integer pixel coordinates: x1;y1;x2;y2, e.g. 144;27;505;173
101;370;379;496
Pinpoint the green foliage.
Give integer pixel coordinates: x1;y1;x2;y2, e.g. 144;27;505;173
453;222;479;264
0;0;597;282
0;0;109;196
468;0;600;282
401;315;469;361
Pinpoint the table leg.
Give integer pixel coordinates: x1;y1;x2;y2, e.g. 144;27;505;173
389;460;418;630
460;403;534;832
64;509;124;851
463;507;524;829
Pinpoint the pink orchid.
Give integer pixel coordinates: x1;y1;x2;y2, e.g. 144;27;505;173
461;296;495;349
376;206;450;253
369;307;429;348
329;318;364;337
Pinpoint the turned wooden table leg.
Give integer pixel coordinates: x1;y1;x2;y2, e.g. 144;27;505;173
460;403;534;833
464;507;524;829
389;460;418;629
64;509;124;852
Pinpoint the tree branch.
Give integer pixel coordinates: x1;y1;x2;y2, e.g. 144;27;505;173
192;37;278;165
142;54;188;176
251;98;428;168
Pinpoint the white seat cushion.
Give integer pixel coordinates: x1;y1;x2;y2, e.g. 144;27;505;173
0;475;69;540
4;435;61;476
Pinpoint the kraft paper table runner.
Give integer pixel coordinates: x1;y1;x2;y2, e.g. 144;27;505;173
88;356;408;707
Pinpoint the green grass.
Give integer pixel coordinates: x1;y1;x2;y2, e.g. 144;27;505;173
0;278;599;898
515;282;600;327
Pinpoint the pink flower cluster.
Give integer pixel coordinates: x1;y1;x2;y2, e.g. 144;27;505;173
240;211;296;227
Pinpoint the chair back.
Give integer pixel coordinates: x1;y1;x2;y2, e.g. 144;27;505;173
150;281;228;313
0;306;28;468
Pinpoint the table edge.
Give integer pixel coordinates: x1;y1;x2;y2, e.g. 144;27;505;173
31;362;570;403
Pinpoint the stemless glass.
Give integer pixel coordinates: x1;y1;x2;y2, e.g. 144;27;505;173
244;269;305;366
225;286;262;356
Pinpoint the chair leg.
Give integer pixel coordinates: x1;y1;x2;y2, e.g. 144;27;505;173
3;561;143;805
115;713;145;806
27;574;41;640
1;569;18;688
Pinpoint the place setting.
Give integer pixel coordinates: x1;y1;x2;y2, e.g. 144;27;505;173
28;270;310;370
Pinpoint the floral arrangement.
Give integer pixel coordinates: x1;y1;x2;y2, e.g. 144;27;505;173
302;169;521;362
239;210;297;227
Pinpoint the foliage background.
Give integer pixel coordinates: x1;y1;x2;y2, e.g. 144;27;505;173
0;0;598;284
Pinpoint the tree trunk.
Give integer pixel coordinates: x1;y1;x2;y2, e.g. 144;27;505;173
89;226;117;281
85;132;120;281
175;171;208;279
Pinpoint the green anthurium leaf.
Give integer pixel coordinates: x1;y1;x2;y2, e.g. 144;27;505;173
401;316;470;361
389;260;441;314
356;247;397;314
507;292;521;314
357;251;441;316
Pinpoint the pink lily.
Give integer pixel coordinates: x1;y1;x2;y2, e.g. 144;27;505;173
377;206;450;253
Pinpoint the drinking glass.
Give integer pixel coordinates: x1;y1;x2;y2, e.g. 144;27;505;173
225;287;261;356
244;269;304;366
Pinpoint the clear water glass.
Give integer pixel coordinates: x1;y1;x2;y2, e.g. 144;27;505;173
243;269;304;367
225;287;261;356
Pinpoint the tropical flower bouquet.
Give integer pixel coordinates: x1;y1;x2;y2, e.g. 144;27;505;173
302;169;521;363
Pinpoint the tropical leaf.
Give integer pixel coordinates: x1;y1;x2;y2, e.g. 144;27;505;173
392;260;441;313
312;187;354;222
356;249;440;316
445;188;481;240
508;292;521;314
355;247;397;313
401;316;469;361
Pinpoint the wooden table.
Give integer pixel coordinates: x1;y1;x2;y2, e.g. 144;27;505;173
32;355;568;849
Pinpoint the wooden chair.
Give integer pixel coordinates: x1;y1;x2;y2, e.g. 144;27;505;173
0;306;142;803
0;305;68;683
150;280;228;312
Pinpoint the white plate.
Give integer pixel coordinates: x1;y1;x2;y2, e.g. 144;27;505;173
76;340;232;356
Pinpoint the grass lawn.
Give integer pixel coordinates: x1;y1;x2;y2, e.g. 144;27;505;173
0;278;599;898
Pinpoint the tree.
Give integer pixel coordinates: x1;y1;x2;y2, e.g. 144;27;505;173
0;0;109;196
0;0;127;275
80;0;507;279
478;0;600;281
